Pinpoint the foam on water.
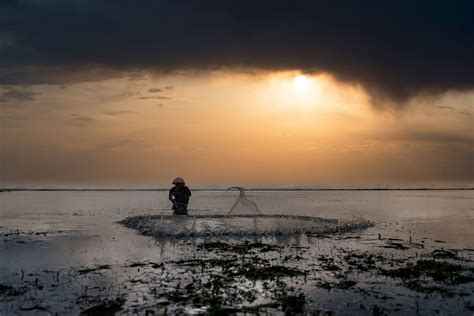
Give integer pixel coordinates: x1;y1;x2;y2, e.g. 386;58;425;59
119;214;373;238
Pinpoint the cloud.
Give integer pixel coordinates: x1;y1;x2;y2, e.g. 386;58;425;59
99;139;135;149
367;128;474;151
164;86;174;90
98;138;155;149
0;88;41;102
137;96;171;100
126;72;147;81
102;110;136;115
70;114;95;123
436;105;472;116
0;65;141;86
148;88;163;93
0;116;26;120
399;130;474;147
1;0;18;6
0;1;473;105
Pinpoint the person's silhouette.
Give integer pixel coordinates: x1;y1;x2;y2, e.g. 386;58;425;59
169;177;192;215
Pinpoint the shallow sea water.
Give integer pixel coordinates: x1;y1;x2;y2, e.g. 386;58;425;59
0;190;473;314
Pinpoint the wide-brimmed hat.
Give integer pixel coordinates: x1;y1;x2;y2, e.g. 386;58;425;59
172;177;185;185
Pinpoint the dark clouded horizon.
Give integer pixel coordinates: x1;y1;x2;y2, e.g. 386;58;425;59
1;0;473;104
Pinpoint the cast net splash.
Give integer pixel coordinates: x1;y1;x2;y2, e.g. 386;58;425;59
120;214;372;238
120;187;372;238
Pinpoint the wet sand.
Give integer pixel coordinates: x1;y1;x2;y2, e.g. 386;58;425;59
1;190;473;314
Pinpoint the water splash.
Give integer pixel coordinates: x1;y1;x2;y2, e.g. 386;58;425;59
119;214;373;238
120;187;372;238
226;187;261;215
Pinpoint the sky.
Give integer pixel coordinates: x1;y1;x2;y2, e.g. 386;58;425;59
0;0;473;188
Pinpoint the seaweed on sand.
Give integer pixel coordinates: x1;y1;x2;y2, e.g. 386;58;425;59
319;279;357;291
128;262;149;268
430;249;458;259
380;259;474;296
0;284;13;293
0;284;27;297
19;304;49;312
372;304;387;316
156;273;259;310
382;242;410;250
77;264;111;275
79;298;125;315
278;293;306;314
318;255;341;271
198;241;281;254
234;263;306;280
336;279;358;289
149;244;308;314
157;270;306;314
382;259;474;284
173;258;239;270
343;252;386;271
173;256;305;281
404;280;452;296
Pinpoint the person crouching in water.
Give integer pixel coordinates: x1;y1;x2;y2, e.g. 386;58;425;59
169;177;192;215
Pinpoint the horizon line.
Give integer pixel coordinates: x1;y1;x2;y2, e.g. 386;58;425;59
1;187;473;192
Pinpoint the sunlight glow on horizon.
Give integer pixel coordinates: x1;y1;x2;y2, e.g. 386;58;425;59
1;69;472;187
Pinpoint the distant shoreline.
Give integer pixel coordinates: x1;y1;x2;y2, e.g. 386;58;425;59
1;188;473;192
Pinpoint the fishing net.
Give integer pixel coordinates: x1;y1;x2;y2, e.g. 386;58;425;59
120;214;372;238
120;187;372;238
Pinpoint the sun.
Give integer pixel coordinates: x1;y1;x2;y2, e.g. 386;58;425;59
292;75;312;96
262;72;322;109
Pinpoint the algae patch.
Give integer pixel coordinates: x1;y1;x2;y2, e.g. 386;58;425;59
382;260;474;284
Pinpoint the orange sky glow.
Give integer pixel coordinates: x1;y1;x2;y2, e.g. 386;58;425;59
1;70;473;187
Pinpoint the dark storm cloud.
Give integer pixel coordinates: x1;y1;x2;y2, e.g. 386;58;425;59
0;0;18;7
148;88;163;93
1;0;473;103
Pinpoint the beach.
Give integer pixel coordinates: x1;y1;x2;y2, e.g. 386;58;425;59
1;190;473;315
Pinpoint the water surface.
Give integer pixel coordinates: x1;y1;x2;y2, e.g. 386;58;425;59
1;190;473;314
